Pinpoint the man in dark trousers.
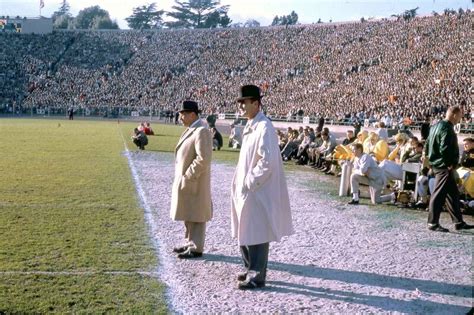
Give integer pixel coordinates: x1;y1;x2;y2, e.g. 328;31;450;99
424;106;473;232
68;107;74;120
170;101;213;259
231;85;293;290
211;127;223;151
131;128;148;150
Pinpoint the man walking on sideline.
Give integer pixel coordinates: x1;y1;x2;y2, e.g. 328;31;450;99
170;101;213;258
425;106;473;232
231;85;294;290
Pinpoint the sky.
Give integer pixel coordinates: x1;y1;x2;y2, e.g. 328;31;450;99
1;0;471;29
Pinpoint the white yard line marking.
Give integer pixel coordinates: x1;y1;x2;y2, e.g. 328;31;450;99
117;125;176;312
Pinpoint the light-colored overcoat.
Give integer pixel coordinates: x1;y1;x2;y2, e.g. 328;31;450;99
170;119;213;222
231;111;294;246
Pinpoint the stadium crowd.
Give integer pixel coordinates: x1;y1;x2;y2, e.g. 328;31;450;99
0;10;472;128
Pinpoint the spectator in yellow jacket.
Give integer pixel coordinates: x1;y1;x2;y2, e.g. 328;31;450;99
364;132;389;162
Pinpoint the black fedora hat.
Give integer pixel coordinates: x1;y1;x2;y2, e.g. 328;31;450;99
179;100;200;114
237;85;262;103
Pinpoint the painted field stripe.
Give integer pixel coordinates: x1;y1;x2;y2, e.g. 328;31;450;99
117;125;175;312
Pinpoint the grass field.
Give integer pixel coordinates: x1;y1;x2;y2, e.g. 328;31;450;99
0;118;180;313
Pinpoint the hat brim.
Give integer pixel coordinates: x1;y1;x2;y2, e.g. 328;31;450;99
237;96;262;103
178;109;201;114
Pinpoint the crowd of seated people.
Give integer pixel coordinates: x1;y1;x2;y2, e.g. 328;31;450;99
0;10;472;131
278;118;474;211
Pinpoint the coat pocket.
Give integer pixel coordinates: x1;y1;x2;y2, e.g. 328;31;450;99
180;176;198;195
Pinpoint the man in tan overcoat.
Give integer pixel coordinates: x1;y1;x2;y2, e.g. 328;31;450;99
170;100;213;259
231;85;294;289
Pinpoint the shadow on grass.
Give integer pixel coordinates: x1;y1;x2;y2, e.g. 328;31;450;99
203;254;472;304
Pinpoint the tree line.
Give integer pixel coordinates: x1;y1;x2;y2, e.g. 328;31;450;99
50;0;427;30
51;0;299;30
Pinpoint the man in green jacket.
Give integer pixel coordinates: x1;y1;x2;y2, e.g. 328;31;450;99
425;106;473;232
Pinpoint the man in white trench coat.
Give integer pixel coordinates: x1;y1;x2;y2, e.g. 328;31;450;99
170;101;213;259
231;85;294;289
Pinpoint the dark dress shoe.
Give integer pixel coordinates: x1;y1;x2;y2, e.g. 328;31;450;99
237;279;265;290
454;222;474;230
177;248;203;259
237;272;247;281
172;245;189;254
347;199;359;205
428;224;449;232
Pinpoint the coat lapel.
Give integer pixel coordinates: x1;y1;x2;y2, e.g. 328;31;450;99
175;120;202;154
243;111;264;137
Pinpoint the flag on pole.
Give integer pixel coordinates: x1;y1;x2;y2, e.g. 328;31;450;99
40;0;45;9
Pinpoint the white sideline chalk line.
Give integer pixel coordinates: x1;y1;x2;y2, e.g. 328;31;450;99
118;126;176;312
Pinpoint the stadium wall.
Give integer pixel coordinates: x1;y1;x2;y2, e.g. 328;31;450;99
0;17;52;34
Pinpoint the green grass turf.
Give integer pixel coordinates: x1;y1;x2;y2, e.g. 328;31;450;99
120;120;241;164
0;119;166;313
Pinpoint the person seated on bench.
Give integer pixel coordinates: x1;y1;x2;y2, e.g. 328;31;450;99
332;129;357;161
348;143;392;205
311;130;336;169
457;137;474;198
380;135;422;186
387;132;410;162
363;132;389;162
281;129;301;161
324;129;357;175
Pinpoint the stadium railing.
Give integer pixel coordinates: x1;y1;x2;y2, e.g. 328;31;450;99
1;106;472;135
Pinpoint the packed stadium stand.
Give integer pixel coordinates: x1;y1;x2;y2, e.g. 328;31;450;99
0;11;471;130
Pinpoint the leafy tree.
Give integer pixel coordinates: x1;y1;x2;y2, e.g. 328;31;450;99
271;15;279;26
244;19;260;28
271;11;298;26
289;11;298;24
126;3;165;29
52;0;72;29
218;9;232;28
392;7;419;21
93;16;119;29
166;0;231;29
52;0;71;20
403;7;419;20
74;5;118;29
53;14;71;29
